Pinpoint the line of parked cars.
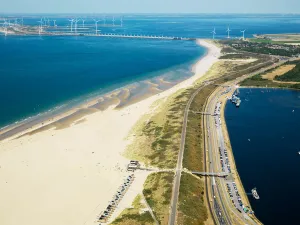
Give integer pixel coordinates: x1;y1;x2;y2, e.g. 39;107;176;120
226;181;243;213
98;174;135;223
219;147;231;173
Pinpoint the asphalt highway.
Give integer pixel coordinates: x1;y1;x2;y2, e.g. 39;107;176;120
168;84;205;225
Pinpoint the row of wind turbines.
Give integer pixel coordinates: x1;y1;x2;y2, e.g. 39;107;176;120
37;16;124;35
1;17;246;40
211;27;246;40
1;17;25;36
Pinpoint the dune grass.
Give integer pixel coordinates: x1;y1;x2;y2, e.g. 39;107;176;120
177;172;208;225
110;194;155;225
125;90;189;169
143;172;174;225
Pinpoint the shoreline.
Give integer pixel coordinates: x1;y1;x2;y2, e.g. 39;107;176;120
239;85;300;91
220;86;262;224
0;39;220;225
0;49;202;141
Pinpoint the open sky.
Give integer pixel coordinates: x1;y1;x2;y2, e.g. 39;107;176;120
1;0;300;14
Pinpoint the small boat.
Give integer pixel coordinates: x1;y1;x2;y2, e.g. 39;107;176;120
251;188;260;200
298;151;300;155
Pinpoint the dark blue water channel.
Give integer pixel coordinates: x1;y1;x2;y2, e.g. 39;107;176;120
225;88;300;225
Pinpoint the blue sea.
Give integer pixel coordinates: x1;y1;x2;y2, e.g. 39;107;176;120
0;36;204;128
225;88;300;225
2;14;300;129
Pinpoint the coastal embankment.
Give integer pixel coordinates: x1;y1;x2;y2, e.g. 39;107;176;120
0;40;219;225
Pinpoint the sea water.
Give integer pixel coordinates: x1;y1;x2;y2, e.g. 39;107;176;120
2;14;300;128
0;36;204;128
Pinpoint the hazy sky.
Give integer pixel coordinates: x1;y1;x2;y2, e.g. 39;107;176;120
1;0;300;14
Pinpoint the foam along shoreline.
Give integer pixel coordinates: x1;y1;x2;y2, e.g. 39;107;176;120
0;51;195;142
0;39;220;225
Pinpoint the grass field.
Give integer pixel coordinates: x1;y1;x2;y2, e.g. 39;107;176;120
240;61;300;89
275;61;300;82
143;172;173;225
262;64;296;80
177;172;208;225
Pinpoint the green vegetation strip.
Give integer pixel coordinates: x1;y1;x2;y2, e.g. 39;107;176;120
125;89;189;169
276;61;300;82
221;39;300;57
143;172;173;225
177;172;208;225
111;194;155;225
183;84;216;171
240;61;300;89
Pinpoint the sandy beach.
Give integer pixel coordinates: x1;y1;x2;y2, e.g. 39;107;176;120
0;39;220;225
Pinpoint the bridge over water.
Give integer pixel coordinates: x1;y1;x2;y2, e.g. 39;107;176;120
4;29;195;41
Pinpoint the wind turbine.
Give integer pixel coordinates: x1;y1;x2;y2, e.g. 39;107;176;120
211;28;216;39
43;17;47;26
241;29;246;40
2;21;8;36
53;20;57;27
94;19;100;35
81;19;85;28
38;18;44;29
68;19;74;32
226;26;231;39
38;21;43;35
74;19;79;33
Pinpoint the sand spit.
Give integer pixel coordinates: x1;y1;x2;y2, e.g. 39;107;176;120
0;39;220;225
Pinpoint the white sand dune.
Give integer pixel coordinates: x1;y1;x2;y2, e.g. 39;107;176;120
0;39;220;225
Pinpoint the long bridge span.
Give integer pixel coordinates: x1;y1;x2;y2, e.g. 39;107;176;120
0;27;195;41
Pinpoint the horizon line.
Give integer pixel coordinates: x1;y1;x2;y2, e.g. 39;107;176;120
1;12;300;15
